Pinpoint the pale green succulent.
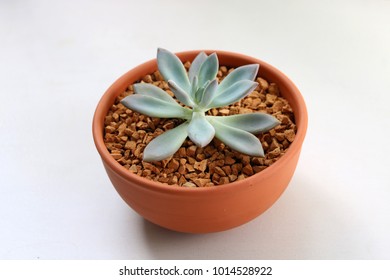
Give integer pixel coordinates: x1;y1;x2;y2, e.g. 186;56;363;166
121;48;280;162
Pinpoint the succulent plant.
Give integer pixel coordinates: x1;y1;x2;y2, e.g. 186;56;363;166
121;48;280;162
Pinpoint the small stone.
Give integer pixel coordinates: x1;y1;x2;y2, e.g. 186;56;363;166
242;164;254;176
219;177;230;185
196;153;206;161
269;138;280;151
219;109;230;115
125;141;136;151
168;159;179;172
208;161;216;174
178;176;187;185
131;131;140;140
280;115;291;125
120;136;128;142
169;175;178;185
194;178;211;187
187;157;196;164
231;163;243;175
272;100;284;113
222;166;232;175
143;74;153;83
252;157;264;165
117;158;128;165
187;145;197;157
275;133;285;142
228;174;238;182
194;159;208;172
225;156;235;165
159;176;170;183
133;145;144;158
214;166;226;176
186;164;195;172
184;61;191;69
239;108;252;114
183;179;196;188
142;169;152;177
285;129;296;142
118;123;127;134
257;77;269;90
105;126;116;133
262;141;269;151
212;173;221;184
265;94;277;106
204;146;217;156
142;162;160;174
112;113;119;122
268;83;280;96
253;165;267;173
178;164;186;174
162;121;175;130
241;155;251;166
111;153;122;160
268;147;281;159
282;139;290;148
129;164;138;173
147;118;155;130
178;147;186;157
154;71;164;81
124;128;133;136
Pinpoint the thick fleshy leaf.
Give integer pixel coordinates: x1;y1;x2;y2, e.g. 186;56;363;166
198;79;218;108
209;118;264;157
188;52;207;83
217;64;259;94
168;80;195;107
208;80;258;108
190;76;199;99
207;113;280;134
133;83;177;104
157;48;191;92
121;94;191;119
194;87;204;104
187;111;215;147
143;122;189;161
198;53;218;88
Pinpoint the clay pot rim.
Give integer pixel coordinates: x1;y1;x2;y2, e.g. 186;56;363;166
93;49;308;195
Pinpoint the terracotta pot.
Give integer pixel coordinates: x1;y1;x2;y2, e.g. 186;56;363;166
93;50;308;233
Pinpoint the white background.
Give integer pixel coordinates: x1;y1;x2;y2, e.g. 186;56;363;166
0;0;389;259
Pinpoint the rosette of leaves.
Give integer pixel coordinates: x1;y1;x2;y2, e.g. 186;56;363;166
121;48;280;161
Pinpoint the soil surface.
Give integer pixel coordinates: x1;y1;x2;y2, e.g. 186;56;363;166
104;62;297;187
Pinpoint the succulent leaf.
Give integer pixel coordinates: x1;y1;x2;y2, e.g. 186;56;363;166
157;48;191;93
217;64;259;94
121;94;191;119
190;76;199;99
207;113;280;134
133;83;177;104
209;118;264;157
198;79;218;108
188;52;207;83
143;122;189;162
168;80;195;107
187;111;215;147
208;80;258;108
197;53;218;88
